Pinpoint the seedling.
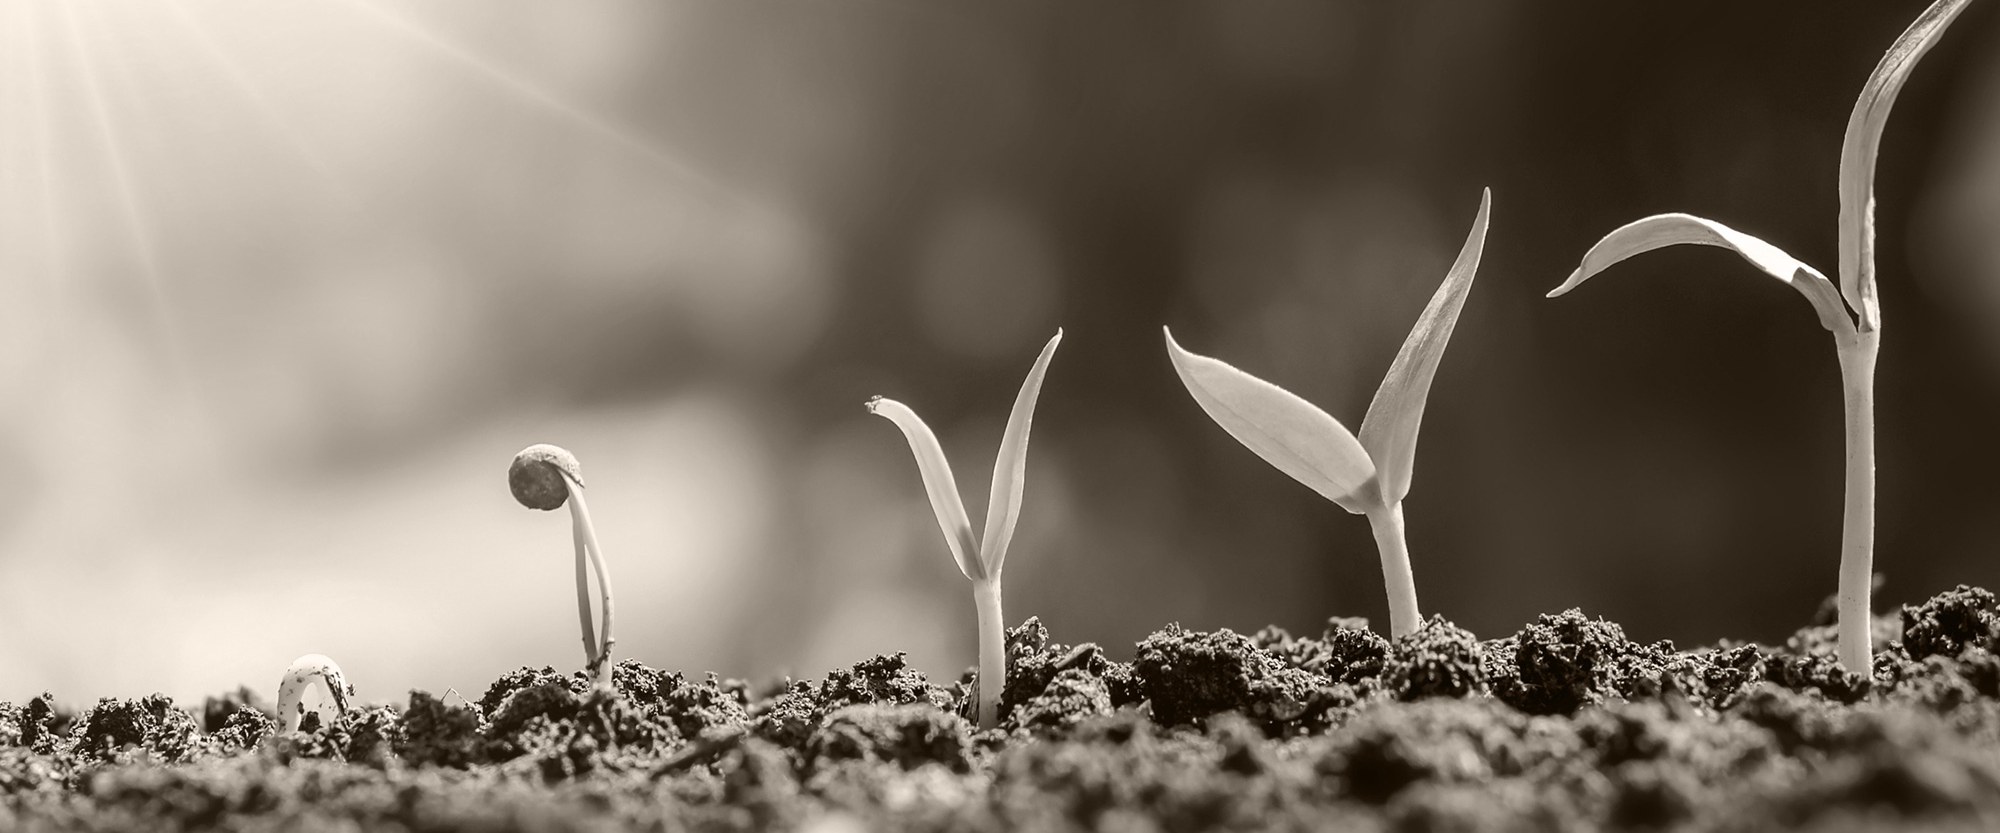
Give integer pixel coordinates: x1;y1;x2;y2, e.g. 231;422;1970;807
1545;0;1971;674
1165;189;1491;639
868;329;1063;729
275;653;352;733
510;443;617;687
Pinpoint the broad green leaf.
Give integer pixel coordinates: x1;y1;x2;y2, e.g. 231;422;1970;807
1164;327;1377;512
1839;0;1972;332
1547;213;1852;334
978;329;1063;578
868;396;983;581
1358;188;1489;506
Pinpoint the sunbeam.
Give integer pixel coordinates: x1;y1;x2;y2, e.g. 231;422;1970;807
54;0;227;472
332;0;737;205
55;0;186;364
0;3;37;387
1;5;30;277
22;1;69;369
159;0;362;207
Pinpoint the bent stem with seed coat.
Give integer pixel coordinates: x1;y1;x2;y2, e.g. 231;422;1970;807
510;444;619;687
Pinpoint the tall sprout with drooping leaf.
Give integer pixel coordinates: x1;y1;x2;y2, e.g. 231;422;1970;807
1165;189;1490;639
868;329;1062;730
1545;0;1972;674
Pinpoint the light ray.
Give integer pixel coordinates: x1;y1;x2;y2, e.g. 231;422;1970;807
57;0;201;395
23;1;69;342
0;14;26;361
333;0;737;204
159;0;362;206
1;4;27;272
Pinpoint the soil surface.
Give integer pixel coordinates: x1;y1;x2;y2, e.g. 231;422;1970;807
5;586;1999;831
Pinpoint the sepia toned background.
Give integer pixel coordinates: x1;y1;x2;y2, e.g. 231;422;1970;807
3;1;1998;706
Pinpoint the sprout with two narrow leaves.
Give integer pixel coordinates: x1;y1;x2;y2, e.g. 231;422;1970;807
275;653;352;733
1545;0;1973;674
1166;189;1490;640
868;329;1063;730
510;443;617;687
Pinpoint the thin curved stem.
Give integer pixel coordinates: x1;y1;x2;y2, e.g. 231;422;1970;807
1365;501;1422;639
973;578;1004;730
571;511;597;671
1835;328;1880;674
565;477;617;686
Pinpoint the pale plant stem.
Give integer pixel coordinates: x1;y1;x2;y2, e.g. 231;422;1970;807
1365;501;1422;638
973;578;1005;730
567;480;617;686
1835;328;1880;675
571;517;597;671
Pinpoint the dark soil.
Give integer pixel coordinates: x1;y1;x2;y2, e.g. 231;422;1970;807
5;586;2000;831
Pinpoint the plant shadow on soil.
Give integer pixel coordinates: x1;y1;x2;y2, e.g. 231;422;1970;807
4;586;2000;831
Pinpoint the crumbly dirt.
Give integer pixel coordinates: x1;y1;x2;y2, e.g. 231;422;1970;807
5;586;1999;831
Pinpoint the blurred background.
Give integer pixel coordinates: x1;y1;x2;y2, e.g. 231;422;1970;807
2;0;1998;706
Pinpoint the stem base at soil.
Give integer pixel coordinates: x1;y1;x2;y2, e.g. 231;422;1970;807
1835;329;1879;675
567;481;617;687
973;578;1004;729
1366;501;1422;638
571;513;597;672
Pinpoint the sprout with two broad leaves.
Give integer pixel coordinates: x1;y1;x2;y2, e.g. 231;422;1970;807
1166;189;1490;640
1545;0;1973;674
869;329;1063;730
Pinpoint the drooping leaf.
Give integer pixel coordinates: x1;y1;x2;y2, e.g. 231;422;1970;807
1357;188;1489;506
868;396;983;581
1547;213;1853;334
1838;0;1972;331
978;329;1063;578
1164;327;1377;512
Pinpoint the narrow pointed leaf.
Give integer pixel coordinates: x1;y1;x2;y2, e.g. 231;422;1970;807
1357;188;1489;506
868;396;983;581
1547;213;1853;334
1839;0;1972;331
978;329;1063;578
1164;327;1377;511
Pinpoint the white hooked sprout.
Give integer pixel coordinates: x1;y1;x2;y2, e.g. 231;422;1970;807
1545;0;1973;674
868;329;1063;730
510;443;617;687
276;653;353;733
1165;189;1490;639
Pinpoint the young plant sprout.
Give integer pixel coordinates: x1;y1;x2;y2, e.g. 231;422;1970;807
1165;189;1491;639
868;329;1063;730
1544;0;1972;674
275;653;353;733
510;443;617;687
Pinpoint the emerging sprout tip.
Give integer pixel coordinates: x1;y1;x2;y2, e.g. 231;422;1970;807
276;653;352;734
